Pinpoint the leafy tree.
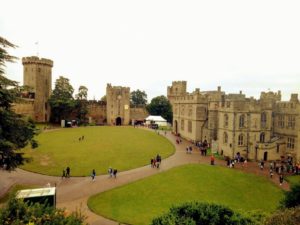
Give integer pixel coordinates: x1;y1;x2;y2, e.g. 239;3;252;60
76;85;88;100
264;207;300;225
75;86;88;124
100;95;106;102
146;95;172;123
280;183;300;208
0;196;87;225
49;76;75;123
0;36;37;170
151;202;259;225
130;89;147;107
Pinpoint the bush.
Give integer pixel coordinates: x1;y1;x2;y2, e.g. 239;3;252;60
264;207;300;225
280;183;300;208
151;202;260;225
0;195;86;225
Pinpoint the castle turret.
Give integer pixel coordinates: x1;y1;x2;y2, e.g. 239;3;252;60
22;56;53;122
167;81;187;106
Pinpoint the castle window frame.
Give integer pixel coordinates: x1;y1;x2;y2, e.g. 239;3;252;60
287;137;295;149
261;112;267;128
278;115;285;128
287;115;295;129
223;132;228;144
224;114;228;127
181;119;184;131
239;114;245;128
238;134;244;146
260;132;265;143
188;120;192;133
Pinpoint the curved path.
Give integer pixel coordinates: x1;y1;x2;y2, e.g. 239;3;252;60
0;129;289;225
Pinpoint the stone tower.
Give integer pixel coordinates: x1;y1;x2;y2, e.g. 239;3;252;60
106;84;130;125
167;81;187;106
22;56;53;122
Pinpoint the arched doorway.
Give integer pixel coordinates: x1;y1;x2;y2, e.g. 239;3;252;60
116;117;122;126
174;120;178;134
263;151;268;161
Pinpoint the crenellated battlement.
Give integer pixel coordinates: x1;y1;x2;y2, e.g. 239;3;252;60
22;56;53;67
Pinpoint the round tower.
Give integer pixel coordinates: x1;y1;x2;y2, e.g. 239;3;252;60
22;56;53;122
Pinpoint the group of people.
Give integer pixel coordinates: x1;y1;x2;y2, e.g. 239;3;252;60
186;146;193;154
78;135;85;141
195;139;208;156
62;166;71;178
151;154;162;168
108;167;118;178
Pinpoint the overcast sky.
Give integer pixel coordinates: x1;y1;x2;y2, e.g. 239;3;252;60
1;0;300;101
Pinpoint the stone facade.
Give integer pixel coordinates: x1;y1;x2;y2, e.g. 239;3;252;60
168;81;300;162
14;56;148;125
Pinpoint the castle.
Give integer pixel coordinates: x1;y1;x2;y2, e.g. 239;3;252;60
167;81;300;162
13;56;300;162
13;56;147;126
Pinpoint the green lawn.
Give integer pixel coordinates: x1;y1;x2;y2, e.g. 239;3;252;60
20;126;175;176
285;175;300;186
88;164;284;225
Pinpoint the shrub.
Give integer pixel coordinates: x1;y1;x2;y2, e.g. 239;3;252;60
151;202;260;225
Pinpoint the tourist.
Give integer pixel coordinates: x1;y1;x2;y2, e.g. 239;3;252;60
108;167;113;177
113;169;118;178
243;159;247;167
270;168;274;178
150;158;154;168
210;155;215;165
279;174;284;186
91;169;96;181
62;169;66;179
66;166;70;178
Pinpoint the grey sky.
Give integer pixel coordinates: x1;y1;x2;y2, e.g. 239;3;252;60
1;0;300;101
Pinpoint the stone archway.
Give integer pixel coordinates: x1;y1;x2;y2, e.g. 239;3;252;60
116;117;122;126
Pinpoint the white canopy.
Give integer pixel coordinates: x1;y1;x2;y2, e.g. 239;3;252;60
145;115;167;122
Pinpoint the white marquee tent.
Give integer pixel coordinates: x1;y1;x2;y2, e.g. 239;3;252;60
145;115;167;126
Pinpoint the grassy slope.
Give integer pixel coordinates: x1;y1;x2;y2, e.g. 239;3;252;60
88;164;284;225
285;175;300;186
21;127;174;176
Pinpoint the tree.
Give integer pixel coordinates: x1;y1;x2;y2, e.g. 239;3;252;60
75;86;88;124
0;36;37;170
76;85;88;100
49;76;75;123
280;183;300;208
146;95;172;123
100;95;106;102
264;207;300;225
151;202;259;225
0;196;87;225
130;89;147;107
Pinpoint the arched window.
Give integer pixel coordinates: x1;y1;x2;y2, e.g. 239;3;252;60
260;132;265;143
223;132;228;144
239;115;245;128
238;134;244;146
224;114;228;127
261;112;267;128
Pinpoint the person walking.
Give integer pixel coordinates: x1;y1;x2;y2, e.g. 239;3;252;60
210;155;215;165
279;174;284;186
113;169;118;178
66;166;70;178
62;169;66;179
108;167;113;177
91;169;96;181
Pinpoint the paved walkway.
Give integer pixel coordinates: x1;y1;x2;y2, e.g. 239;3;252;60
0;130;290;225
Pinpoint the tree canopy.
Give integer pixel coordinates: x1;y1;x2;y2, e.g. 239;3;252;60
146;95;172;123
151;202;257;225
280;183;300;209
130;89;147;107
0;36;37;170
49;76;75;123
75;85;89;124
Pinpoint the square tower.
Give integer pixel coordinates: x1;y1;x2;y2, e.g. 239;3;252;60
106;84;130;125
